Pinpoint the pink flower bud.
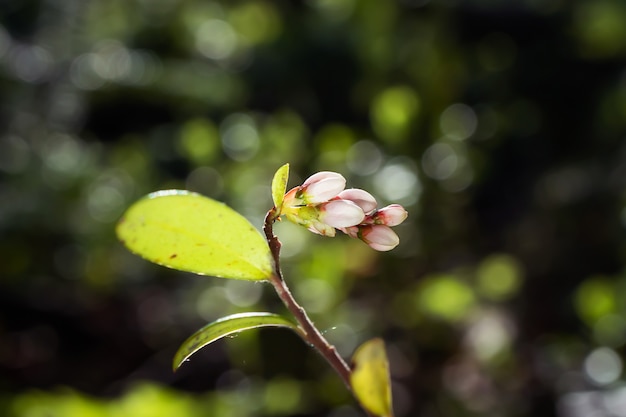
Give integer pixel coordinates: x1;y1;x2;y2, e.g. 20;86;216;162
373;204;408;226
359;225;400;251
336;189;378;214
279;170;406;250
300;171;346;204
319;200;365;228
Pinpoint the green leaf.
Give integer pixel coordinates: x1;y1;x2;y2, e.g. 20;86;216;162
116;190;274;281
271;163;290;214
173;312;300;371
350;338;394;417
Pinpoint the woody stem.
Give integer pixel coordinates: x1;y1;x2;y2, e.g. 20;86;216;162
263;208;353;388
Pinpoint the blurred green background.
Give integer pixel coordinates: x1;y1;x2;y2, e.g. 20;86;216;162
1;0;626;416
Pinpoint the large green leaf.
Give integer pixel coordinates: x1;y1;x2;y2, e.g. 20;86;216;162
173;312;300;371
116;190;274;280
350;338;394;417
271;163;290;214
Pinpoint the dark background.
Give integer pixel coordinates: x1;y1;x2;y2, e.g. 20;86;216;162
1;0;626;416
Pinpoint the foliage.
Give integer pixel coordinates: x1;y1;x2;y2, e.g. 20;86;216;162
117;190;273;280
173;313;299;371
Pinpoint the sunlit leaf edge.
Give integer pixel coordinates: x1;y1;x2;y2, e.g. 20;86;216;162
173;312;300;371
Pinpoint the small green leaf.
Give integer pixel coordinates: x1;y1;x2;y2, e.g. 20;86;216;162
117;190;274;281
350;338;394;417
271;163;290;214
173;312;300;371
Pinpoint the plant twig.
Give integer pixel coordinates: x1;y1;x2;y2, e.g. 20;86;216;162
263;209;376;417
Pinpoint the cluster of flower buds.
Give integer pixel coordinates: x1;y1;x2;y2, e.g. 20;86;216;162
280;171;408;251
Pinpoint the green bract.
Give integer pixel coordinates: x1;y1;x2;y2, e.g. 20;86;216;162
116;190;274;281
271;163;290;215
173;312;300;371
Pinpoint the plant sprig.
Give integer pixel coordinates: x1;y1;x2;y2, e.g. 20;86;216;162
116;163;405;417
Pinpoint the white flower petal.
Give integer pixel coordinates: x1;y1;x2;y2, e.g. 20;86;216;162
337;189;378;213
302;171;344;186
319;200;365;228
303;175;346;203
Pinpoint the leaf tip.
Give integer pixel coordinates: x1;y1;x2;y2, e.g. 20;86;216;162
172;357;186;372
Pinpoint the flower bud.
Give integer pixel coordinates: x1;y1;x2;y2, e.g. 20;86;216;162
279;169;406;250
372;204;408;226
359;225;400;251
300;171;346;204
319;200;365;228
336;189;377;214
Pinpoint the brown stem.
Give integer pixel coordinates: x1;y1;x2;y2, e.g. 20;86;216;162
263;208;353;388
269;274;353;386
